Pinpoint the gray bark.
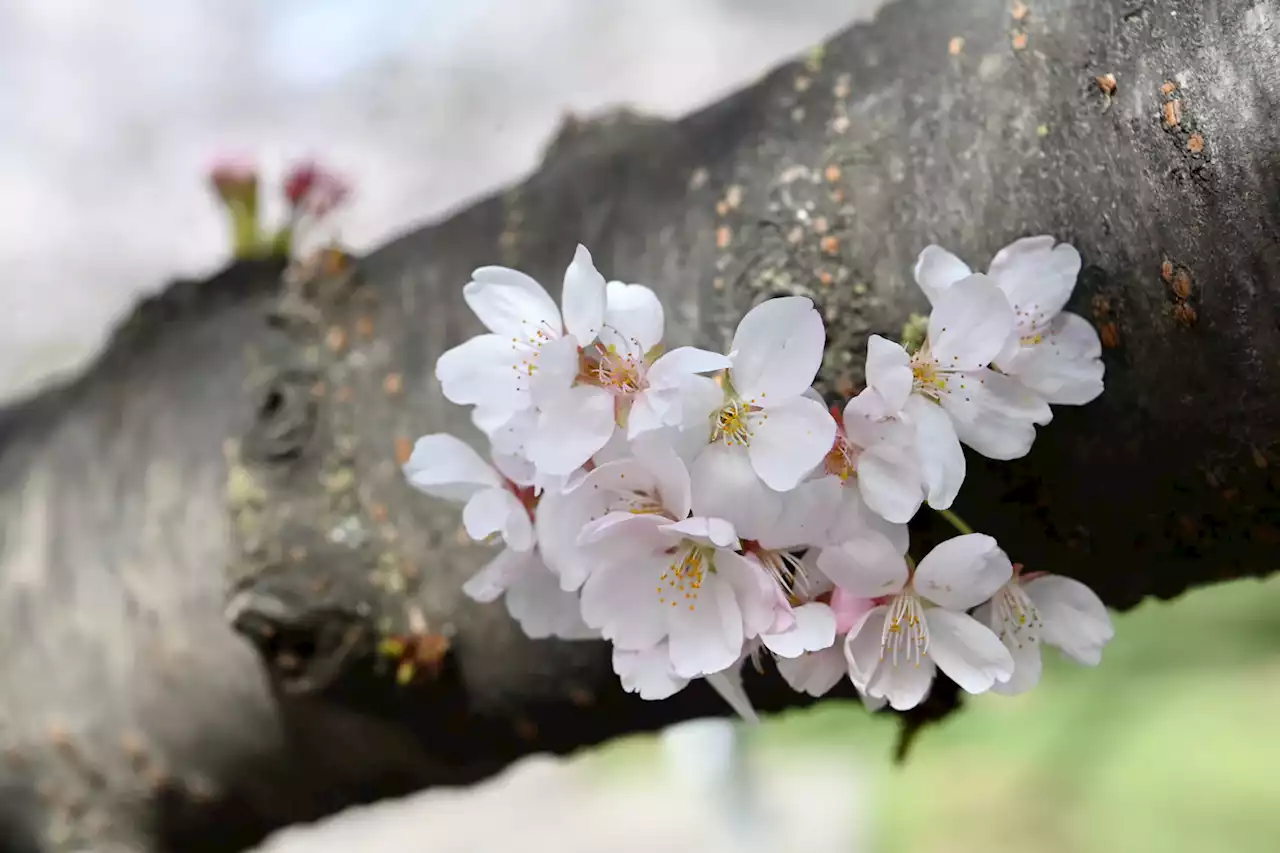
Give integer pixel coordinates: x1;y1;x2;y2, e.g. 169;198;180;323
3;0;1279;850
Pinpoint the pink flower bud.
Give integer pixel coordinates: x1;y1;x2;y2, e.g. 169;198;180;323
284;160;351;215
208;156;258;199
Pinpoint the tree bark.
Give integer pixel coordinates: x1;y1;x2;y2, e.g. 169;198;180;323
3;0;1279;850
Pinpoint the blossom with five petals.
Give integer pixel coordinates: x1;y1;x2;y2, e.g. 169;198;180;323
402;434;592;639
696;296;838;492
865;274;1051;487
822;532;1015;710
915;236;1104;407
579;506;777;679
974;565;1114;695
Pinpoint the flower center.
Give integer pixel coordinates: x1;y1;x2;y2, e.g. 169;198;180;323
611;488;667;517
581;340;646;396
712;398;759;446
910;348;948;399
658;542;712;610
881;591;930;667
509;319;560;383
824;433;860;482
993;582;1041;648
1012;301;1051;344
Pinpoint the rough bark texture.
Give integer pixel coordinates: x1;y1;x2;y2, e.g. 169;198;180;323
2;0;1279;850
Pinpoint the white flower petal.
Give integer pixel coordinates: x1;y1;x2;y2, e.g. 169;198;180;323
491;451;535;487
990;630;1043;696
914;533;1012;610
579;509;666;546
951;408;1039;461
841;387;899;445
560;245;607;344
614;644;690;700
673;373;726;433
748;395;837;491
866;647;936;710
535;481;605;591
580;554;668;650
925;608;1015;694
632;440;694;519
487;409;537;458
648;346;733;385
988;236;1080;329
465;265;561;338
436;333;530;411
842;605;888;688
504;558;597;640
927;274;1016;370
859;690;889;713
689;444;783;540
829;486;911;555
462;547;533;603
661;517;739;550
817;538;908;599
857;441;926;524
715;551;782;639
914;245;974;305
403;434;501;501
591;425;633;465
977;369;1054;425
667;573;745;678
904;394;965;510
728;296;825;401
776;646;846;697
762;603;837;659
1003;312;1105;406
462;487;533;551
471;405;514;437
705;665;759;723
528;385;617;476
527;333;581;406
1025;575;1114;665
758;475;844;550
603;280;665;354
863;335;913;414
626;389;671;439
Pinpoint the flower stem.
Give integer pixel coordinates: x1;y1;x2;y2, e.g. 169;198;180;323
936;508;975;535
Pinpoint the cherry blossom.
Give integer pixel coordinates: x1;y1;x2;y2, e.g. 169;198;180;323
537;442;693;592
402;434;591;640
824;533;1015;710
865;274;1051;482
411;240;1115;714
696;296;837;493
916;237;1104;406
974;565;1114;695
579;510;776;679
435;245;607;418
826;391;928;524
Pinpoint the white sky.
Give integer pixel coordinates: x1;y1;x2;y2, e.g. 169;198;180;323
0;0;875;400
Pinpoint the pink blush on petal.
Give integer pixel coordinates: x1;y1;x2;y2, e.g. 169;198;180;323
830;587;878;635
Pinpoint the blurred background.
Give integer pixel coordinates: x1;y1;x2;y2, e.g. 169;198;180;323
3;1;1278;851
0;0;864;402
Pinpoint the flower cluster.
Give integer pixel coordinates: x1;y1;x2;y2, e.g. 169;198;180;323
207;156;351;261
404;238;1114;714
